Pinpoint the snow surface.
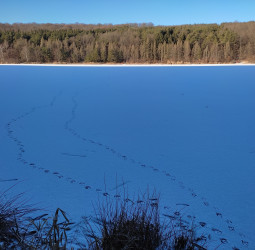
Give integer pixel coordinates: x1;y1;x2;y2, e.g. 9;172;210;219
0;66;255;249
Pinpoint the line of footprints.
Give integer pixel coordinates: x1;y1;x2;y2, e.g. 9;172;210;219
6;94;249;249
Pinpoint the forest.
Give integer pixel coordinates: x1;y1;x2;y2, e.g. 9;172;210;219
0;22;254;64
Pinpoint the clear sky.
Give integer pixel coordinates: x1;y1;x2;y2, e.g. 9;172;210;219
1;0;254;25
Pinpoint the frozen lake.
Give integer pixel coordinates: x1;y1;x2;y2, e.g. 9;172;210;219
0;65;254;248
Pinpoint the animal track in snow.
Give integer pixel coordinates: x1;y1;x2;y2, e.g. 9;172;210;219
6;91;247;249
62;95;249;248
4;91;101;197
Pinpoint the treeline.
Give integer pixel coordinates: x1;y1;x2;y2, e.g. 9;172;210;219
0;22;255;64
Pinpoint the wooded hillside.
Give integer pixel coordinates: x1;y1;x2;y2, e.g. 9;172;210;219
0;22;254;64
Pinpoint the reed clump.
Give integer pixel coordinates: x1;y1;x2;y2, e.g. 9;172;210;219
0;188;73;248
80;192;207;249
1;188;207;249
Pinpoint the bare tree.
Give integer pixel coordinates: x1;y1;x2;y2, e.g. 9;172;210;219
0;41;8;63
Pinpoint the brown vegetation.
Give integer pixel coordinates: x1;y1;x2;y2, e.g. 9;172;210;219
0;21;254;64
1;189;208;249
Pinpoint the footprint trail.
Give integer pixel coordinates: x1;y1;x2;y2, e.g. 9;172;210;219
63;95;249;249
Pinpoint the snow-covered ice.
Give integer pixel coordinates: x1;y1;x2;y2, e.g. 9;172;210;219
0;65;254;249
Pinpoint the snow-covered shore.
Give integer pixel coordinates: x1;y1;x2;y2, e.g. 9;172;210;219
1;63;255;67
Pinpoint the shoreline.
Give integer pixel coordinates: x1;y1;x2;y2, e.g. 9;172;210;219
0;63;255;67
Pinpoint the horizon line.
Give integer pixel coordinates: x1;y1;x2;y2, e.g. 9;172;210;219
1;20;255;27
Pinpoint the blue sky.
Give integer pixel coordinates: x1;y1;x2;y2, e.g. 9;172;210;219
1;0;255;25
